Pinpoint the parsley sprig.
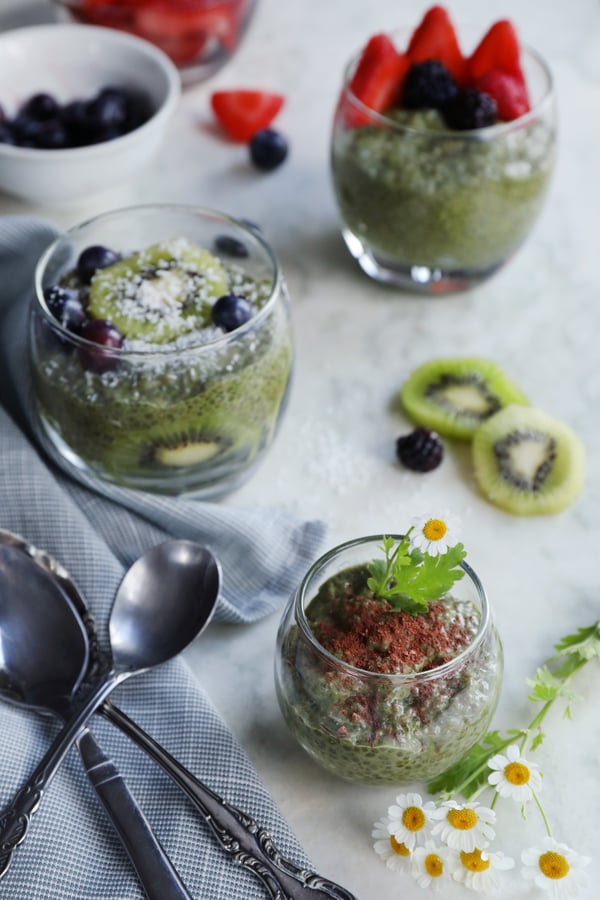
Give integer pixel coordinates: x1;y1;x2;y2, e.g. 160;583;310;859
366;531;467;615
427;621;600;803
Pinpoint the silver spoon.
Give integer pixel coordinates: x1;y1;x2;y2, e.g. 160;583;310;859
0;537;195;899
0;532;357;900
0;538;220;881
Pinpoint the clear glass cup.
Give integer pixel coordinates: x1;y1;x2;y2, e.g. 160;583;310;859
275;535;503;785
30;205;293;497
53;0;258;85
331;41;556;293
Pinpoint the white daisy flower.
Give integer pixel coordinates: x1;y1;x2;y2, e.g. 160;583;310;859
410;512;461;556
431;801;496;852
387;792;437;850
488;743;542;802
372;817;412;871
447;846;515;893
411;841;449;891
521;837;591;898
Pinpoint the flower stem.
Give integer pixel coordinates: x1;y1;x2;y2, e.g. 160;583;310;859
532;790;552;838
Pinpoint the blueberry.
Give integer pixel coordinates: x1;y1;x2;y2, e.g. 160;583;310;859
212;294;253;332
249;128;288;171
0;124;15;145
77;245;120;284
87;87;128;131
78;319;124;374
36;119;70;150
214;234;249;258
44;286;87;332
11;114;43;145
22;93;59;121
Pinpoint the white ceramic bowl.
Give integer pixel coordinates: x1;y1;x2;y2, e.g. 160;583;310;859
0;24;180;206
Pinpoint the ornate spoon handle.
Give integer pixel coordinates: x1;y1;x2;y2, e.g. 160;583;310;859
101;702;359;900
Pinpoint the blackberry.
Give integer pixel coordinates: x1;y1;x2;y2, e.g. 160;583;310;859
396;427;444;473
444;88;497;131
402;60;458;111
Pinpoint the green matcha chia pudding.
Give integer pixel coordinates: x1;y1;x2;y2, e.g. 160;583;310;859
331;40;556;292
30;206;293;496
274;533;503;785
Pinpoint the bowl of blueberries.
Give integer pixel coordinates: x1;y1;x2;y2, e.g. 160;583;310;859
0;23;180;205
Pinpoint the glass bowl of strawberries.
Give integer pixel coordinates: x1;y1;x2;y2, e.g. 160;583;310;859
331;6;556;293
53;0;258;84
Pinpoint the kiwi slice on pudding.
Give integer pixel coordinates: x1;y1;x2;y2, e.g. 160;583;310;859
87;238;229;343
472;405;585;516
400;357;528;440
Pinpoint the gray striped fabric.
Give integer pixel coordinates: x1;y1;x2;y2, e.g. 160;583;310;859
0;217;327;899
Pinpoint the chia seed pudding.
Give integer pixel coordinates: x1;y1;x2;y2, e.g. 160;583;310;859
275;539;502;785
332;106;554;274
30;207;293;496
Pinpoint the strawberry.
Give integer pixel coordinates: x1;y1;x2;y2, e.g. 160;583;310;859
211;90;285;143
468;20;523;82
474;68;530;121
349;34;409;113
406;6;467;85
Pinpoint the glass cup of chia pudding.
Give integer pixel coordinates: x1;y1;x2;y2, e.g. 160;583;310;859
275;535;503;785
29;205;293;496
330;37;556;293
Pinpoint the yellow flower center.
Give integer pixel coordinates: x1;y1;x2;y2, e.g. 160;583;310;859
402;806;426;832
447;808;478;831
504;761;530;785
425;853;444;877
389;836;411;857
460;849;491;872
539;851;570;880
422;518;447;542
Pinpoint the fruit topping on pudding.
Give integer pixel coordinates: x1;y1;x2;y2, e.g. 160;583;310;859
0;87;151;150
347;5;531;129
44;237;271;352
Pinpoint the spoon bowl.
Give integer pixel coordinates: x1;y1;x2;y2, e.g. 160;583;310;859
110;540;220;672
0;545;89;710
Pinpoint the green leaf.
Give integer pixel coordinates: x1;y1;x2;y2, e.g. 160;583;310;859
527;666;580;705
553;622;600;661
427;730;514;799
530;731;545;751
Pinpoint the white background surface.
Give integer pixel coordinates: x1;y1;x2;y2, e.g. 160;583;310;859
1;0;599;897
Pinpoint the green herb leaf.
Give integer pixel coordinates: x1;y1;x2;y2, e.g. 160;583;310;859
427;730;516;799
553;622;600;662
367;534;467;615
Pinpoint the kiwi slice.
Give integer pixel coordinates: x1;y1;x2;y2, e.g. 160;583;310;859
87;238;229;343
472;405;585;516
400;357;528;440
139;431;231;468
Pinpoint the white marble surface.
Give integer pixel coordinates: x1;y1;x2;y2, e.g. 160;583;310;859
2;0;600;897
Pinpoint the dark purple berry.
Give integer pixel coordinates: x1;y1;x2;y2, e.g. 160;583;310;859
43;286;86;332
36;119;69;150
21;93;59;121
86;87;128;131
76;245;120;284
396;427;444;473
249;128;288;171
444;89;497;130
212;294;253;332
11;114;43;144
78;319;124;374
403;60;458;111
214;234;249;258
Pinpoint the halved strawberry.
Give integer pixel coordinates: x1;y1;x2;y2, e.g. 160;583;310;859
349;33;409;113
210;90;285;142
474;68;530;121
468;20;523;82
406;6;467;85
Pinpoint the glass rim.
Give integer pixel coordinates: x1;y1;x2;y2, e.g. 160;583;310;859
33;202;284;358
294;533;491;682
341;40;555;139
